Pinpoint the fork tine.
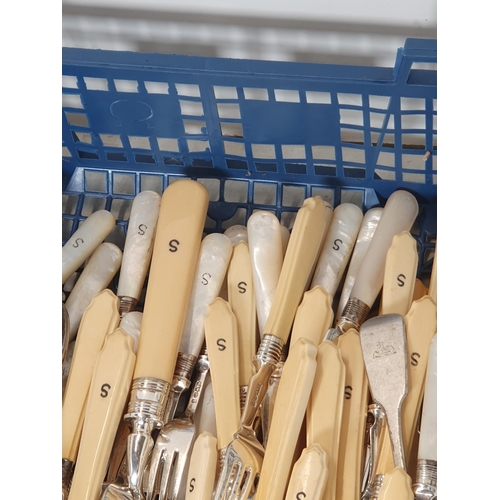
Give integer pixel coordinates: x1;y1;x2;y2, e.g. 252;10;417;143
144;439;166;500
157;449;177;500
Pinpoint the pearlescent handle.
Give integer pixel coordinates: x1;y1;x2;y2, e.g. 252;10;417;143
247;211;284;337
311;203;363;297
336;208;382;318
418;333;437;461
178;233;233;357
65;243;122;341
117;190;161;304
62;210;116;284
350;191;418;310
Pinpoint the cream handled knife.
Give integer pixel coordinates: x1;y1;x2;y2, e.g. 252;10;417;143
284;444;329;500
62;210;116;284
65;242;122;342
379;231;418;317
167;233;233;422
62;289;120;499
255;337;318;500
103;179;209;499
227;240;257;410
68;326;137;500
336;328;370;500
116;190;161;315
378;467;414;500
306;339;345;500
185;432;218;500
204;297;241;454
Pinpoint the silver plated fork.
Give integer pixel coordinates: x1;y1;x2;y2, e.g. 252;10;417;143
144;347;210;500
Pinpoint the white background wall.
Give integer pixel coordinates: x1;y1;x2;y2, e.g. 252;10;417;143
62;0;436;67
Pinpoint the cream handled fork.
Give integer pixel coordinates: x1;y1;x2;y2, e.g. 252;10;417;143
284;444;329;500
227;241;257;411
68;323;138;500
185;432;218;500
204;298;241;460
254;337;318;500
62;210;116;284
62;290;121;499
101;179;209;500
213;195;326;500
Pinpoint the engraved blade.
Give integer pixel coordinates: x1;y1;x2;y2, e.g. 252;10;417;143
359;314;408;470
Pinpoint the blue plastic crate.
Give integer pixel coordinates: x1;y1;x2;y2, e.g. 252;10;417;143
62;38;436;281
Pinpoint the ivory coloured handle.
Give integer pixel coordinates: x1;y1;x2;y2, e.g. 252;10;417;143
204;298;241;450
62;289;120;462
133;179;209;381
255;338;318;500
68;328;136;500
227;241;257;385
290;286;334;348
263;196;326;343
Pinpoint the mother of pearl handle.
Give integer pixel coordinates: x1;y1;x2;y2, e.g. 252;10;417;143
336;208;383;319
62;210;116;284
311;203;363;298
350;190;418;310
116;190;161;314
178;233;233;358
65;242;122;342
247;210;284;338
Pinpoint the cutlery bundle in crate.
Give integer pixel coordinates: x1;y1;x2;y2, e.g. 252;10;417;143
62;38;436;500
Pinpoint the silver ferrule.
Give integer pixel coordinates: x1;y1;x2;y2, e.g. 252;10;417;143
62;458;73;500
118;296;138;316
125;377;170;430
368;474;385;500
170;352;198;394
336;297;371;334
255;334;285;369
413;459;437;500
361;404;386;500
